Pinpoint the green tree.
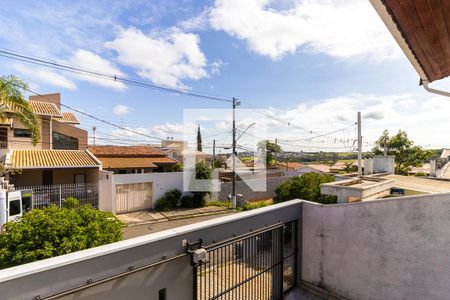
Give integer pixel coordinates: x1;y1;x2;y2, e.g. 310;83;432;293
172;162;183;172
193;161;211;207
257;140;282;166
197;125;202;152
0;75;40;145
343;161;356;173
372;130;433;175
274;173;337;204
0;200;122;269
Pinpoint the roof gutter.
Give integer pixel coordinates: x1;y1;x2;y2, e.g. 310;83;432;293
422;80;450;98
370;0;450;97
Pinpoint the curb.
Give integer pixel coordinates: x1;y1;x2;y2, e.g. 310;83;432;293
122;210;234;227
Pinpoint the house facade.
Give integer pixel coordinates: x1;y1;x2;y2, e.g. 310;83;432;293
88;145;177;174
154;139;208;163
2;93;101;187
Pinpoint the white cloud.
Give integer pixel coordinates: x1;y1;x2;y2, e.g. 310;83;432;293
66;50;126;90
13;64;77;90
209;0;400;60
105;28;208;89
150;123;186;136
248;93;450;151
113;104;130;116
210;60;224;75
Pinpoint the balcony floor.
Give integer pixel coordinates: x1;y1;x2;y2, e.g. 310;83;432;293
285;288;326;300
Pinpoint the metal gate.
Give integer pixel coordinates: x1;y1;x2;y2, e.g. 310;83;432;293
116;182;153;213
194;221;297;300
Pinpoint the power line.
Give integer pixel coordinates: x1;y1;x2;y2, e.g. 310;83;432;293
278;124;356;142
0;49;232;103
1;78;166;141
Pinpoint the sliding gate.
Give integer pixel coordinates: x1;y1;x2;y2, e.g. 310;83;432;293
194;221;297;299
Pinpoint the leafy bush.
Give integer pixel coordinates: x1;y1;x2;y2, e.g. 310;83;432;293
237;199;273;211
274;173;337;204
414;172;427;177
180;193;206;208
172;162;183;172
192;192;206;208
0;203;122;269
155;189;182;211
180;195;195;208
63;197;79;209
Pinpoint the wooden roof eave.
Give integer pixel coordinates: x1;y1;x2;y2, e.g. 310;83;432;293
370;0;428;82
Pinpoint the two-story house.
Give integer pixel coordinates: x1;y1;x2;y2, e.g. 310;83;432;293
2;93;101;187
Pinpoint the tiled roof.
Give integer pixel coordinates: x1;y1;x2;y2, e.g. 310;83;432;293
9;150;100;169
97;157;158;169
441;149;450;159
147;156;177;164
29;101;62;117
88;145;164;157
54;112;79;124
300;164;331;173
0;118;13;126
277;162;304;169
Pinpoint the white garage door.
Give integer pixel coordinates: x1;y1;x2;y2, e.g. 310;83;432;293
116;182;153;213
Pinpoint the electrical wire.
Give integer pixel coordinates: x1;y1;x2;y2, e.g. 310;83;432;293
1;78;166;141
0;49;232;103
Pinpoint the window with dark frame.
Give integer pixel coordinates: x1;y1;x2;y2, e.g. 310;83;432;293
52;131;79;150
14;128;32;138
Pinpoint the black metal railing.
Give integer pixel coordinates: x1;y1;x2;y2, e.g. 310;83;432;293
17;183;99;209
194;221;297;300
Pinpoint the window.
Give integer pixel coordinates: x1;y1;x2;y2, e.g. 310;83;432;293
14;128;31;138
52;132;78;150
74;174;86;184
9;199;21;216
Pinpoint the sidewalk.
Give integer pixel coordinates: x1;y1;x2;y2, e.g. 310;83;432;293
117;205;232;226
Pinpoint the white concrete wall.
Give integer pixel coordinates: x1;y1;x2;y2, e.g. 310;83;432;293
373;155;395;174
114;172;185;205
302;193;450;300
98;172;186;212
98;170;115;213
0;200;302;300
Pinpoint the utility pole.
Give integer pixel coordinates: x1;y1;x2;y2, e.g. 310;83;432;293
357;112;362;178
92;126;97;146
383;137;388;156
232;97;240;208
212;139;216;169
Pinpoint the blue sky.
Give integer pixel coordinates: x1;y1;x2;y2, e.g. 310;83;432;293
1;0;448;152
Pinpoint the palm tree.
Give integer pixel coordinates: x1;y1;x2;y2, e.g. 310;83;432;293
0;75;40;144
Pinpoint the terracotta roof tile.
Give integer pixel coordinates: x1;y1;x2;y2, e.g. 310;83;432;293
88;145;164;157
9;150;99;169
301;164;331;173
147;157;177;164
54;112;79;124
97;157;158;169
29;101;62;117
277;162;304;169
